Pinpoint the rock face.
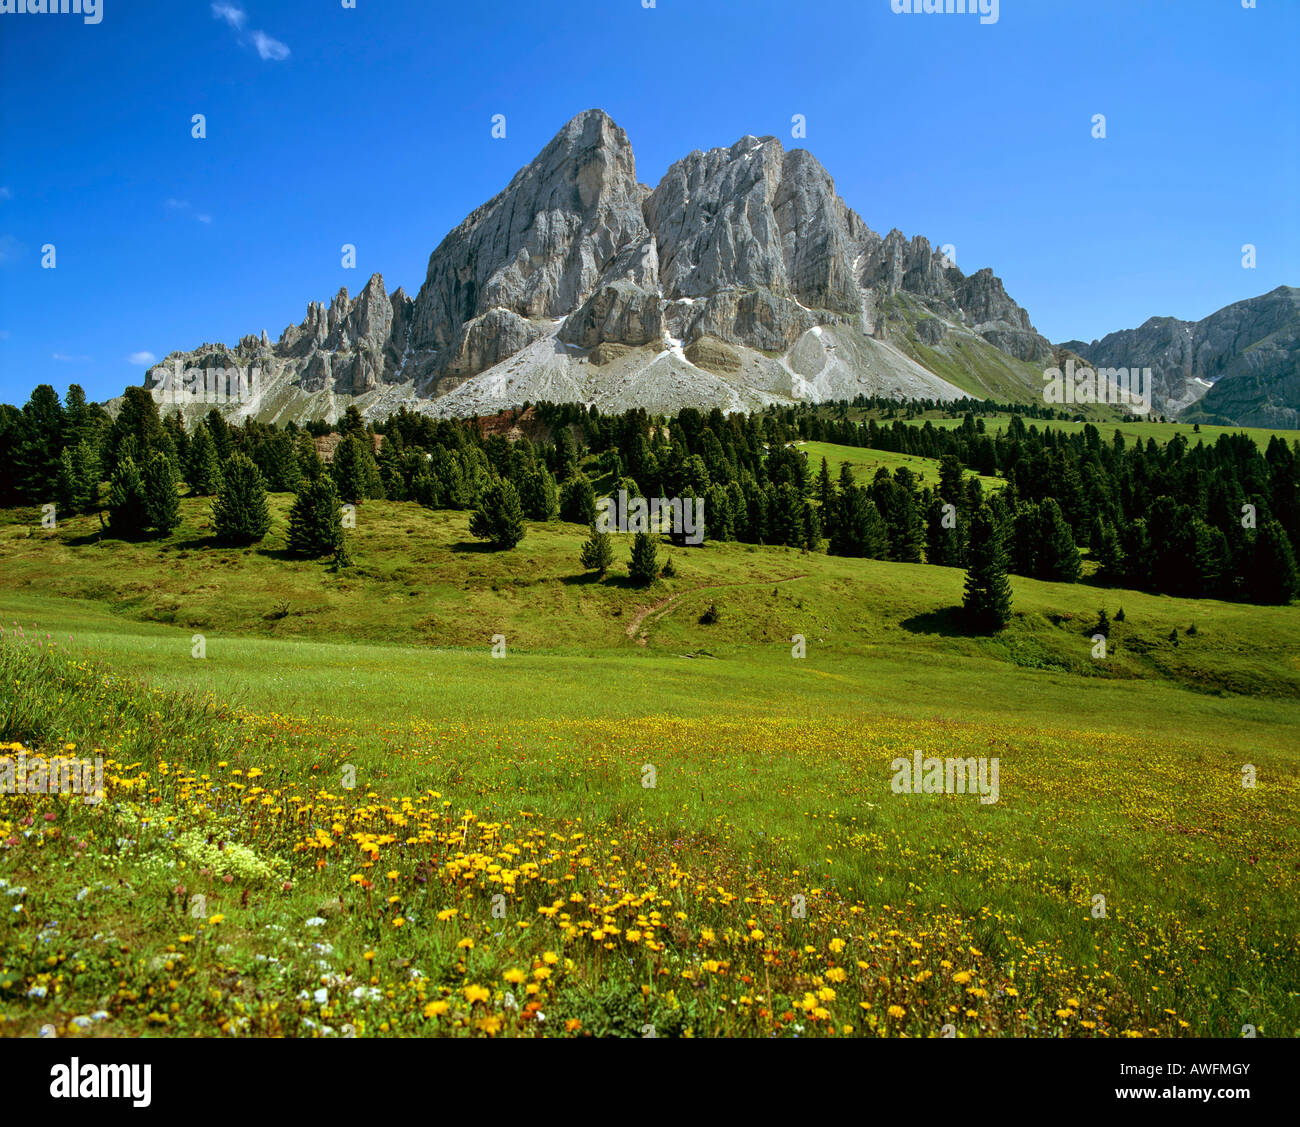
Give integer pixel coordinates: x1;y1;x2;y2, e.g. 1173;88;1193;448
142;110;1072;424
1061;286;1300;425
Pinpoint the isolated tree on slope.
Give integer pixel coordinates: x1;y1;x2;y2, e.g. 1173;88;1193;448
963;507;1013;631
212;452;272;546
287;476;344;557
579;522;614;578
628;531;659;586
469;479;525;549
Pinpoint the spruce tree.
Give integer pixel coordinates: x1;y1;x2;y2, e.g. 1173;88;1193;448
14;384;66;500
205;408;233;462
332;434;372;504
468;479;526;549
628;531;659;586
186;425;223;495
963;507;1013;631
925;498;963;567
296;432;325;482
107;458;149;537
815;457;833;509
553;427;578;480
262;432;304;493
1250;518;1300;605
55;440;99;515
142;451;182;535
579;522;614;577
211;452;272;546
520;465;559;521
561;472;597;525
1039;499;1081;582
287;476;344;557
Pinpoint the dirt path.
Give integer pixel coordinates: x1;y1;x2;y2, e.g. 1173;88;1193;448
624;573;810;647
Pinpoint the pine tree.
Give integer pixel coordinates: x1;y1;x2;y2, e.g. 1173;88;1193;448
468;479;526;549
205;408;232;462
55;440;99;515
925;498;962;567
107;458;149;537
164;411;189;467
561;472;597;525
13;384;68;502
262;432;304;493
332;434;373;504
829;487;888;558
553;426;578;480
963;507;1013;631
1039;499;1081;582
520;465;559;521
287;477;344;557
186;425;223;495
579;522;614;577
142;452;182;535
1249;518;1300;605
628;531;659;586
296;432;325;482
1097;521;1125;583
211;452;272;545
815;457;833;509
339;405;366;439
107;387;170;468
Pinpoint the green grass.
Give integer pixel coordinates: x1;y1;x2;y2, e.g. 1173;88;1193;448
1;493;1297;1038
919;414;1300;449
798;440;1006;492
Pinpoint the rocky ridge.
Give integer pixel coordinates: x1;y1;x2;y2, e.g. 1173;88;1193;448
1061;286;1300;426
143;110;1069;424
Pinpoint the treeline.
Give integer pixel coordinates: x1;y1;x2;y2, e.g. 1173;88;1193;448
1;385;1296;604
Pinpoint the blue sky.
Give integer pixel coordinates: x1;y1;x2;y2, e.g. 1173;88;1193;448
0;0;1295;407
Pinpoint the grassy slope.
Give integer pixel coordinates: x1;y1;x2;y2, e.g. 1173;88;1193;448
797;440;1006;493
1;492;1297;1038
0;497;1296;742
918;414;1300;448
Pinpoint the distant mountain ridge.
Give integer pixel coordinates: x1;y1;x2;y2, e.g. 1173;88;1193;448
1060;286;1300;427
139;110;1113;424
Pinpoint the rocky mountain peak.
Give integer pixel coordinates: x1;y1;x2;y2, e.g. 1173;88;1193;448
143;110;1074;424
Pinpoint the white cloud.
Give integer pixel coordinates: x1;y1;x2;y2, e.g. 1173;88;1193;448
128;351;157;366
164;199;213;224
0;235;20;264
53;353;92;363
212;5;290;63
251;30;290;61
212;3;245;30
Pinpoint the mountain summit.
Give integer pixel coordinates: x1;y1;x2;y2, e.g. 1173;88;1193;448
148;109;1062;423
